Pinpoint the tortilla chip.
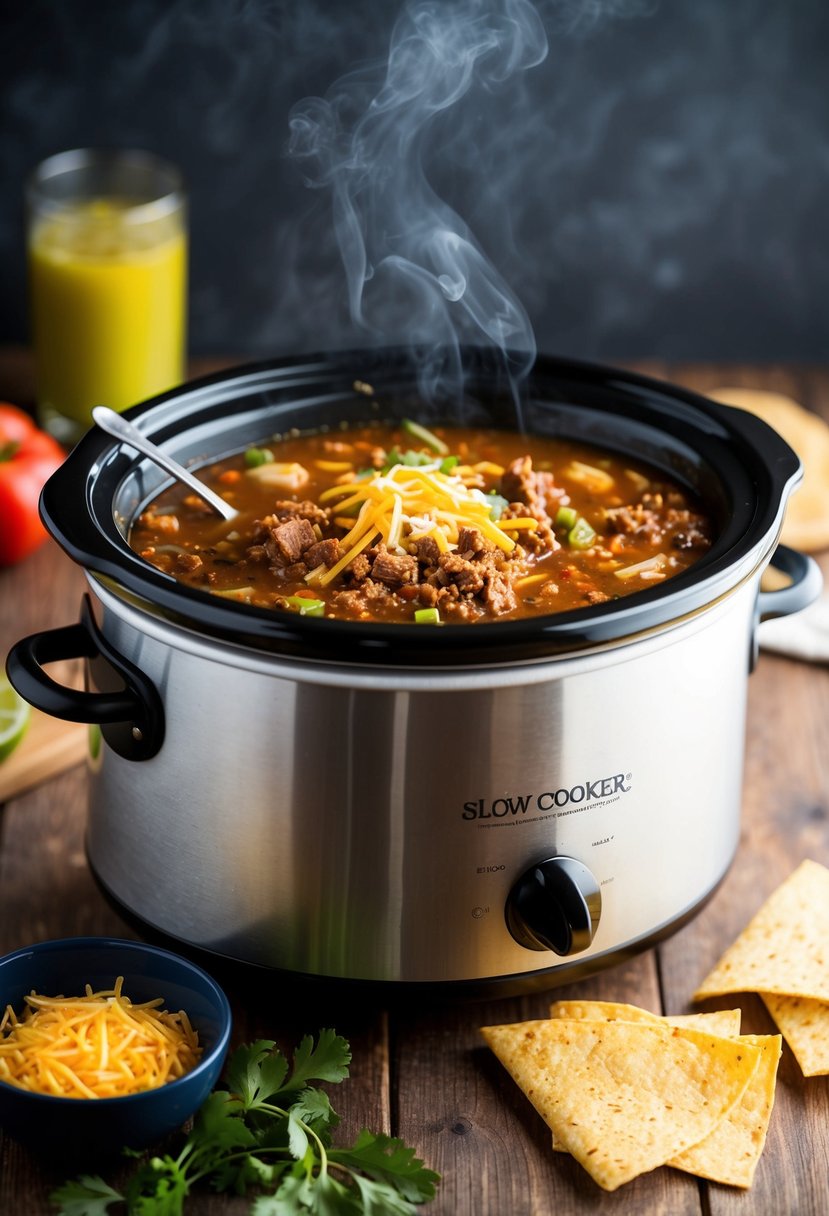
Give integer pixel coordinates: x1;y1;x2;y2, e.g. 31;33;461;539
668;1034;782;1188
549;999;742;1037
480;1018;760;1191
667;1010;743;1036
762;993;829;1076
694;860;829;1002
708;388;829;552
548;1006;744;1156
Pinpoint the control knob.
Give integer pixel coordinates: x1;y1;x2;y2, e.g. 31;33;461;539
505;856;601;955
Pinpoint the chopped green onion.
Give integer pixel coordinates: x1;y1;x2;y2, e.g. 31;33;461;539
555;505;578;531
244;447;274;468
212;587;254;601
401;418;449;455
414;607;442;625
439;455;460;474
283;596;325;617
568;516;597;549
486;491;509;521
383;447;438;473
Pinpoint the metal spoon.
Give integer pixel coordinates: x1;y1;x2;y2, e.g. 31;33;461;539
92;405;237;522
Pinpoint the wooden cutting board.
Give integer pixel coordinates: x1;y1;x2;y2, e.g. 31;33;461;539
0;662;88;803
0;709;87;803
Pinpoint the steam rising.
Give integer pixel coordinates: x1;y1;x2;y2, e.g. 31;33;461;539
288;0;548;404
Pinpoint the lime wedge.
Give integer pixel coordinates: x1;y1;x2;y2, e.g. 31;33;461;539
0;675;31;763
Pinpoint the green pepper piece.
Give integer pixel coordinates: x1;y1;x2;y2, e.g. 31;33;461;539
414;607;442;625
401;418;449;455
283;596;325;617
568;516;597;549
555;505;578;531
486;491;509;521
244;447;274;468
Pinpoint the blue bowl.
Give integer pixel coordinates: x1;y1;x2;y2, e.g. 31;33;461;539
0;937;232;1158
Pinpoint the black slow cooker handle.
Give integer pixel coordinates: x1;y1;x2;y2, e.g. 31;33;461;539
757;544;823;622
5;595;164;761
748;543;823;673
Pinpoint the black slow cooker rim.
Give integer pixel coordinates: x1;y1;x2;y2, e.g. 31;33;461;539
40;347;801;667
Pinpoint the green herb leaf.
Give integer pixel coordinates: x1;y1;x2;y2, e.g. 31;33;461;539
50;1175;125;1216
291;1085;338;1133
123;1156;190;1216
352;1174;425;1216
286;1108;311;1161
252;1172;318;1215
52;1034;437;1216
331;1131;440;1205
191;1089;259;1150
288;1029;351;1089
225;1039;289;1109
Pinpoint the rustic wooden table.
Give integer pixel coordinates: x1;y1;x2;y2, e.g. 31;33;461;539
1;353;827;1215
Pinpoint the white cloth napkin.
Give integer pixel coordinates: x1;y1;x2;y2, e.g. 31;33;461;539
759;593;829;664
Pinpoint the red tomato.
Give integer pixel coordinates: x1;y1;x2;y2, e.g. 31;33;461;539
0;403;65;565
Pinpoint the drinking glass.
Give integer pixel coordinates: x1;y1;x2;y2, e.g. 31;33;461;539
27;149;187;445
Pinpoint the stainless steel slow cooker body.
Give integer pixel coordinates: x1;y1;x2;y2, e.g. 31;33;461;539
8;349;821;993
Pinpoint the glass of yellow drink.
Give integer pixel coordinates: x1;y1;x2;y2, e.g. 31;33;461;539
27;149;187;445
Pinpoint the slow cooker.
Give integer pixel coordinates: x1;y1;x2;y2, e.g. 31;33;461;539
7;348;821;994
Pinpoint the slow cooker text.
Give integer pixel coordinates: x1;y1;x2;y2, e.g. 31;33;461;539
462;774;629;820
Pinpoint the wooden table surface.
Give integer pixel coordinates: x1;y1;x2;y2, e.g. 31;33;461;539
1;352;828;1215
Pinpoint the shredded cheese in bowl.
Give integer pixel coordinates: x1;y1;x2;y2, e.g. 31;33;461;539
0;976;202;1099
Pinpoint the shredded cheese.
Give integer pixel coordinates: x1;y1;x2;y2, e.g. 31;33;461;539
614;552;668;581
311;460;538;586
0;977;202;1098
564;460;615;493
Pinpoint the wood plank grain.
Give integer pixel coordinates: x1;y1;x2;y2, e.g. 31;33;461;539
394;955;703;1215
655;364;829;1216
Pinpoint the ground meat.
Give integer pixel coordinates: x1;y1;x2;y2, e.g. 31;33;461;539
371;548;419;588
605;495;711;554
347;553;372;582
481;570;517;615
181;493;215;516
268;500;329;528
667;512;711;550
604;503;664;544
328;588;368;616
505;514;558;557
137;510;179;535
304;538;341;569
329;578;398;616
440;596;482;622
266;517;317;565
585;589;611;604
175;552;203;573
413;536;441;567
436;552;485;595
500;456;566;521
280;561;309;580
672;528;709;551
456;527;487;558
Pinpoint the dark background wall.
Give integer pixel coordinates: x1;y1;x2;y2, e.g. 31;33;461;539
2;0;828;364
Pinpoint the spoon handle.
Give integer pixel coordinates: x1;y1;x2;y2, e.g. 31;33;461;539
91;406;237;522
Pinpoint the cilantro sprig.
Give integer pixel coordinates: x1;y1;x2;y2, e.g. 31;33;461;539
50;1031;439;1216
